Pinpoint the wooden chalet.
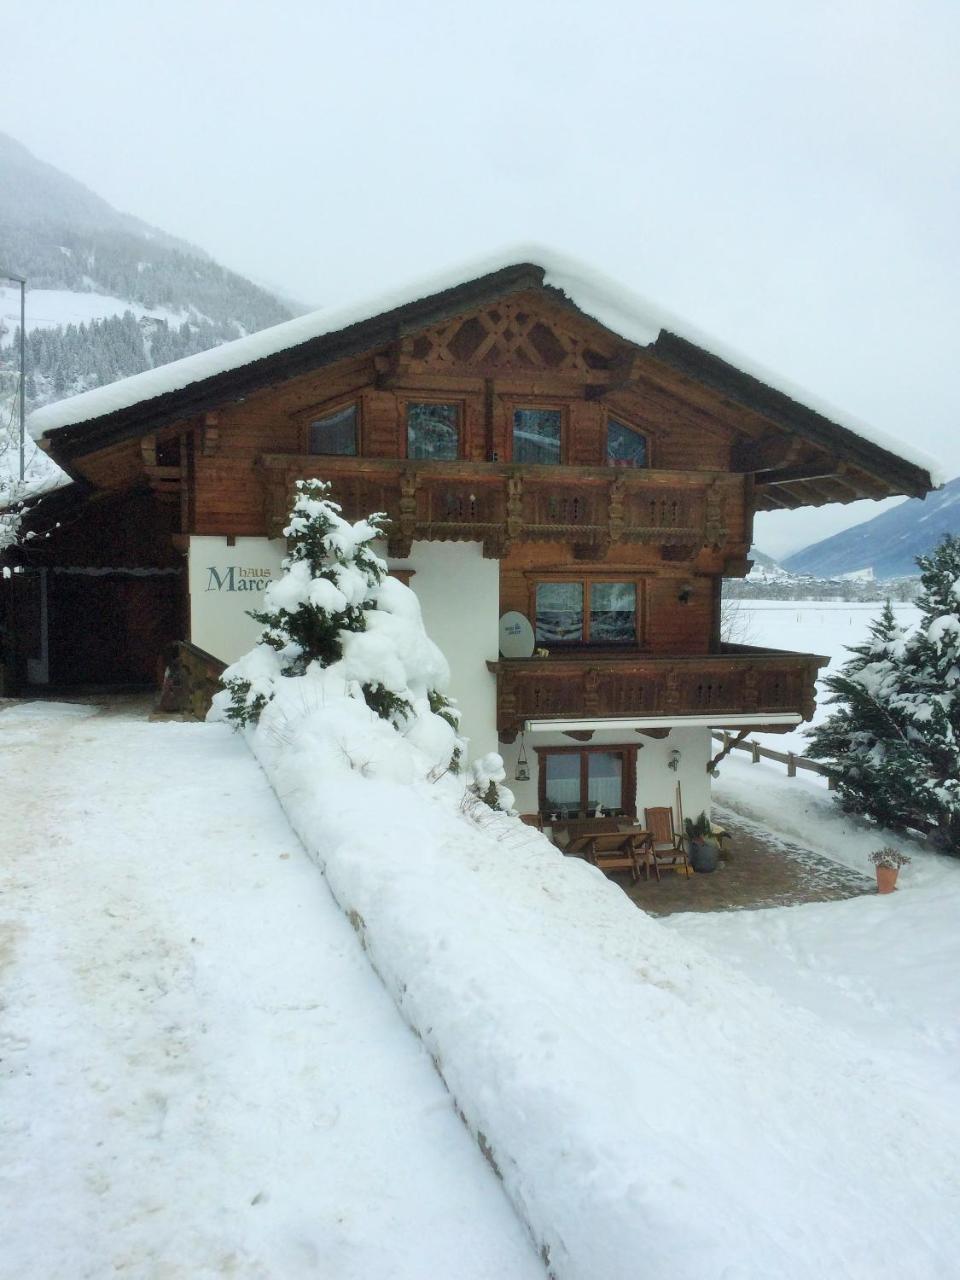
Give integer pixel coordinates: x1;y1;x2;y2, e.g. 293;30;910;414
3;252;935;823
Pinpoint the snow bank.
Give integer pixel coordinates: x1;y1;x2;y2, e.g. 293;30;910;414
237;688;959;1280
26;245;941;484
713;753;954;888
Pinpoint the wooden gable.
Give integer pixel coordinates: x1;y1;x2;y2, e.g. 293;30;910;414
37;263;932;525
395;291;619;380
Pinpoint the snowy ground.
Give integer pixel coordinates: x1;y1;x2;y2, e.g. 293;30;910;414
0;285;196;341
0;703;540;1280
676;752;960;1145
5;693;960;1278
244;683;960;1279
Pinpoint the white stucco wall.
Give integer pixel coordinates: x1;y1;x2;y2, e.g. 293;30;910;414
499;725;713;826
188;536;286;664
389;540;500;759
188;536;499;750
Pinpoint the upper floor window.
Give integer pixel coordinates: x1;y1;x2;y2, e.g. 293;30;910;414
607;418;647;468
407;401;459;460
535;580;637;646
513;407;561;464
309;403;358;455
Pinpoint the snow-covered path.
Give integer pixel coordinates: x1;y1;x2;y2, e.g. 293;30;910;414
0;704;541;1280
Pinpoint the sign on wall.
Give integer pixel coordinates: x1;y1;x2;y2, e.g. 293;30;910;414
188;536;286;664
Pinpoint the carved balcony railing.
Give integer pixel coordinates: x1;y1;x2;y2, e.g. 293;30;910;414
257;454;735;557
487;644;828;738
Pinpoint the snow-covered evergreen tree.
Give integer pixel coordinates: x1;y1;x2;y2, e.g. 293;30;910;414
213;478;464;775
898;535;960;851
805;601;919;832
807;537;960;853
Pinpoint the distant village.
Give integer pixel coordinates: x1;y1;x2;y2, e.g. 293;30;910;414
724;562;920;603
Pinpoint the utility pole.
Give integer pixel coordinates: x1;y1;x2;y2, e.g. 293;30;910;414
1;270;27;481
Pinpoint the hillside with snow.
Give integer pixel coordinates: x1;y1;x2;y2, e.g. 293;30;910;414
782;476;960;579
0;131;295;497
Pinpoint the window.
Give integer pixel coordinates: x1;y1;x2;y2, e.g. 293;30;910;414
535;580;637;646
308;403;357;455
407;401;459;460
607;419;648;468
513;407;561;464
539;747;635;818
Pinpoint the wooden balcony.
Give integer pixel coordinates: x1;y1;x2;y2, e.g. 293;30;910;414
257;454;737;557
487;644;828;738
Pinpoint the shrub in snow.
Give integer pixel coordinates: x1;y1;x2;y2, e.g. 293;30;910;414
211;479;465;777
807;535;960;854
467;752;516;814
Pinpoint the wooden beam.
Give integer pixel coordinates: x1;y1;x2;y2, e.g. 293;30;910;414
836;463;896;499
758;485;804;509
584;350;646;400
374;338;416;388
755;460;839;486
731;432;804;473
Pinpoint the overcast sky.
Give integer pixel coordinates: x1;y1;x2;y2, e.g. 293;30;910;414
4;0;958;555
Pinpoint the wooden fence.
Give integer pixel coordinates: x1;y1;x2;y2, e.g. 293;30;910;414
711;732;837;789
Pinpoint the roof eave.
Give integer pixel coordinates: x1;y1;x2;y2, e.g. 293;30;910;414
648;331;934;499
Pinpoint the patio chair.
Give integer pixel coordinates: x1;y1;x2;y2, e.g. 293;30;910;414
643;807;692;878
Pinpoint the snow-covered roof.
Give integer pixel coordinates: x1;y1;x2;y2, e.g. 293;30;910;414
28;245;941;487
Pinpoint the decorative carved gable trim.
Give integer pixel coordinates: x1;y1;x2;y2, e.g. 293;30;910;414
404;298;618;378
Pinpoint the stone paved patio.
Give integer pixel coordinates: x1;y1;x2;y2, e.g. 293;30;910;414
611;804;874;916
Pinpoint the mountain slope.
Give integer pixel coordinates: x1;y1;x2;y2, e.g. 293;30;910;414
0;131;291;338
0;131;295;494
783;476;960;579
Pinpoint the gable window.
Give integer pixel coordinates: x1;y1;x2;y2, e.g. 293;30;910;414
309;403;358;455
535;580;637;646
513;407;561;464
407;401;460;460
538;746;636;819
607;418;648;468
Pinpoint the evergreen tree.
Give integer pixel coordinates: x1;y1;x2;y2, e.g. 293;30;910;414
806;601;920;832
897;535;960;850
807;537;960;853
217;478;466;779
223;479;391;726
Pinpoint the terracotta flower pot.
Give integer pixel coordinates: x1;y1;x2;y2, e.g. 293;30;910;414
876;865;899;894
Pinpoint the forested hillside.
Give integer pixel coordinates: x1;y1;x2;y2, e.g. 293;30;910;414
0;131;293;434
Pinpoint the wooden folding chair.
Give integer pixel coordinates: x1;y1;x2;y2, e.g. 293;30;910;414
643;806;692;878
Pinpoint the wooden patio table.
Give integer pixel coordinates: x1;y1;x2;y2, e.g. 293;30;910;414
565;828;657;883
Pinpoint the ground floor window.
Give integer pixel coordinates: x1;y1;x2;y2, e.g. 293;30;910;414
537;745;637;819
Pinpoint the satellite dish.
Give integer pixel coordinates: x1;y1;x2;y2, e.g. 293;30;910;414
499;611;535;659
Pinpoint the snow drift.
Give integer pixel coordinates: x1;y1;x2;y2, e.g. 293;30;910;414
209;485;959;1279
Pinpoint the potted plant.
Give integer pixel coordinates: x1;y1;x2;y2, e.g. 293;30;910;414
684;811;720;873
870;846;911;894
